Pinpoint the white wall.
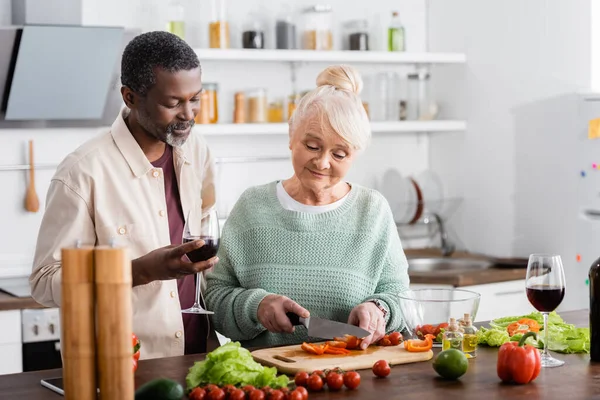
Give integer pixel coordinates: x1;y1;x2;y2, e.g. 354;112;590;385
0;0;437;277
427;0;592;257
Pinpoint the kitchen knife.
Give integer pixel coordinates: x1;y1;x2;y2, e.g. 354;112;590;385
286;312;370;339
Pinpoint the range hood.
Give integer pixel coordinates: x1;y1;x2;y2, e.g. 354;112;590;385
0;25;139;126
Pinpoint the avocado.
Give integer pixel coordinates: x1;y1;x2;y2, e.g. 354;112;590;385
134;378;184;400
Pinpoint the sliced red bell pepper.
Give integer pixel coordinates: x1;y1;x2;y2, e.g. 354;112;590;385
404;334;434;352
301;342;326;355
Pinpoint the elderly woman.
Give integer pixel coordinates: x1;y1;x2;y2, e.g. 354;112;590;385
205;64;410;349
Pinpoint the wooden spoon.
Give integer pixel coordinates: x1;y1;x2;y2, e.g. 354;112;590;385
25;140;40;212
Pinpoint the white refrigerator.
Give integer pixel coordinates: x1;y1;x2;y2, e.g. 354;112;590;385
514;92;600;313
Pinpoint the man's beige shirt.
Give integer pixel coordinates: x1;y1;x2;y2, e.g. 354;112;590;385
29;109;216;359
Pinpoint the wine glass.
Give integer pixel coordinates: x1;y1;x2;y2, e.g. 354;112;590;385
181;206;220;315
525;254;566;367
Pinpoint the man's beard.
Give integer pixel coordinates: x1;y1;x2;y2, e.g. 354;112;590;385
137;107;195;147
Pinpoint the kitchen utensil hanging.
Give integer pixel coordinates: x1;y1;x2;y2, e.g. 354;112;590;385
24;140;40;213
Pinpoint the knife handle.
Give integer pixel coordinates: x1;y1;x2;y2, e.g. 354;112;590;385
286;312;302;326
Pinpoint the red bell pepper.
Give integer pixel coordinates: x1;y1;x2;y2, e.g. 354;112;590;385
497;331;541;384
132;333;141;372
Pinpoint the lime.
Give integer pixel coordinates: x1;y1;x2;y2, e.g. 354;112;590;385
432;349;469;380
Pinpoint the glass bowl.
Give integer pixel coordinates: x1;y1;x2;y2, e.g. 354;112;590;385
398;288;481;344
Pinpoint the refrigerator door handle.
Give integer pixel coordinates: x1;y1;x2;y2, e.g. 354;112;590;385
582;209;600;220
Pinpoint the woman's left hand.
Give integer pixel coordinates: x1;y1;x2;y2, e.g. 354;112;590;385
348;302;386;349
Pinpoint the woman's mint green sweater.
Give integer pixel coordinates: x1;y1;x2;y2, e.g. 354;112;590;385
205;181;410;348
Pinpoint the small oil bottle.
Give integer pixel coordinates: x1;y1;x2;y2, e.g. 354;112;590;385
442;318;463;351
460;313;478;358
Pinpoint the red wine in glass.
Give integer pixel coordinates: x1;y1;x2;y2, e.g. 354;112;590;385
526;285;565;312
183;236;219;262
525;254;566;368
181;207;220;315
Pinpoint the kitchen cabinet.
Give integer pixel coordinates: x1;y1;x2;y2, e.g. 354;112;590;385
409;280;533;322
0;310;22;374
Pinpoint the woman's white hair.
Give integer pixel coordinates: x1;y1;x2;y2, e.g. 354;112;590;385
289;64;371;151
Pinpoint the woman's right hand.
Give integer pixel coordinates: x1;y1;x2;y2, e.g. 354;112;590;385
257;294;310;333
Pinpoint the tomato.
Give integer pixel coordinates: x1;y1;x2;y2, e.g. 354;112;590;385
268;389;285;400
207;388;225;400
326;372;344;390
249;389;266;400
132;358;138;372
434;323;449;336
325;340;347;349
294;371;309;387
389;332;402;346
279;387;290;395
378;336;392;346
229;389;246;400
205;384;220;393
312;370;326;380
343;371;361;390
292;386;308;400
372;360;391;378
307;374;324;391
289;391;304;400
189;387;207;400
222;384;236;395
242;385;256;394
262;386;273;396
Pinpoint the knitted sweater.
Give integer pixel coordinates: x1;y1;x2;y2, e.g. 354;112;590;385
205;181;410;348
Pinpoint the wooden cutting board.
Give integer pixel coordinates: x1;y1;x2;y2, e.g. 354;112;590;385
251;343;433;375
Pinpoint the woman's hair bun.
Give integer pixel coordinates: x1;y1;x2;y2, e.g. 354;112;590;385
316;64;363;95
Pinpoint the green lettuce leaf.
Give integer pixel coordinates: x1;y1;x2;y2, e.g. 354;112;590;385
478;311;589;354
185;342;290;391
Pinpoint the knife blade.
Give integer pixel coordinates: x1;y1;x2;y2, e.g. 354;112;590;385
286;312;370;339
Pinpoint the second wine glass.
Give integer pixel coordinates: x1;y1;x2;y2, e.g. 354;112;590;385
181;206;220;315
525;253;566;367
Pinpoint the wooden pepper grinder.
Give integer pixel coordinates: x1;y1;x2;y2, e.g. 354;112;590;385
61;246;97;400
95;245;134;400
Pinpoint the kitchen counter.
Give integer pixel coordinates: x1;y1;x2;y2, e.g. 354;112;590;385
405;249;527;286
0;291;44;311
0;310;594;400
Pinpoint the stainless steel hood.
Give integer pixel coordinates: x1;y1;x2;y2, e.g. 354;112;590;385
0;25;139;127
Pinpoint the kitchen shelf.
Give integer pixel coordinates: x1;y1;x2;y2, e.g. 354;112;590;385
194;48;467;64
196;120;467;135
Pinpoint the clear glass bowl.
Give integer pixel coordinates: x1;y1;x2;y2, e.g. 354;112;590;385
398;288;481;344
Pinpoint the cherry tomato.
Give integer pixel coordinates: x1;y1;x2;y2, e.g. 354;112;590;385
326;372;344;391
289;391;304;400
378;336;392;346
205;384;220;393
242;385;257;394
389;332;402;346
373;360;391;378
307;374;324;391
262;386;273;396
268;389;285;400
207;388;225;400
222;384;236;395
249;389;266;400
343;371;361;390
294;371;309;387
229;389;246;400
312;370;326;380
189;387;207;400
293;386;308;400
279;387;290;396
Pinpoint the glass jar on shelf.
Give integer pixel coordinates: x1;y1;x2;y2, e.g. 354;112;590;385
268;99;284;123
301;5;333;51
166;0;185;39
242;17;265;49
203;83;219;124
407;71;438;121
247;88;268;123
209;0;229;48
288;93;300;120
344;19;369;51
233;92;246;123
276;7;297;49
